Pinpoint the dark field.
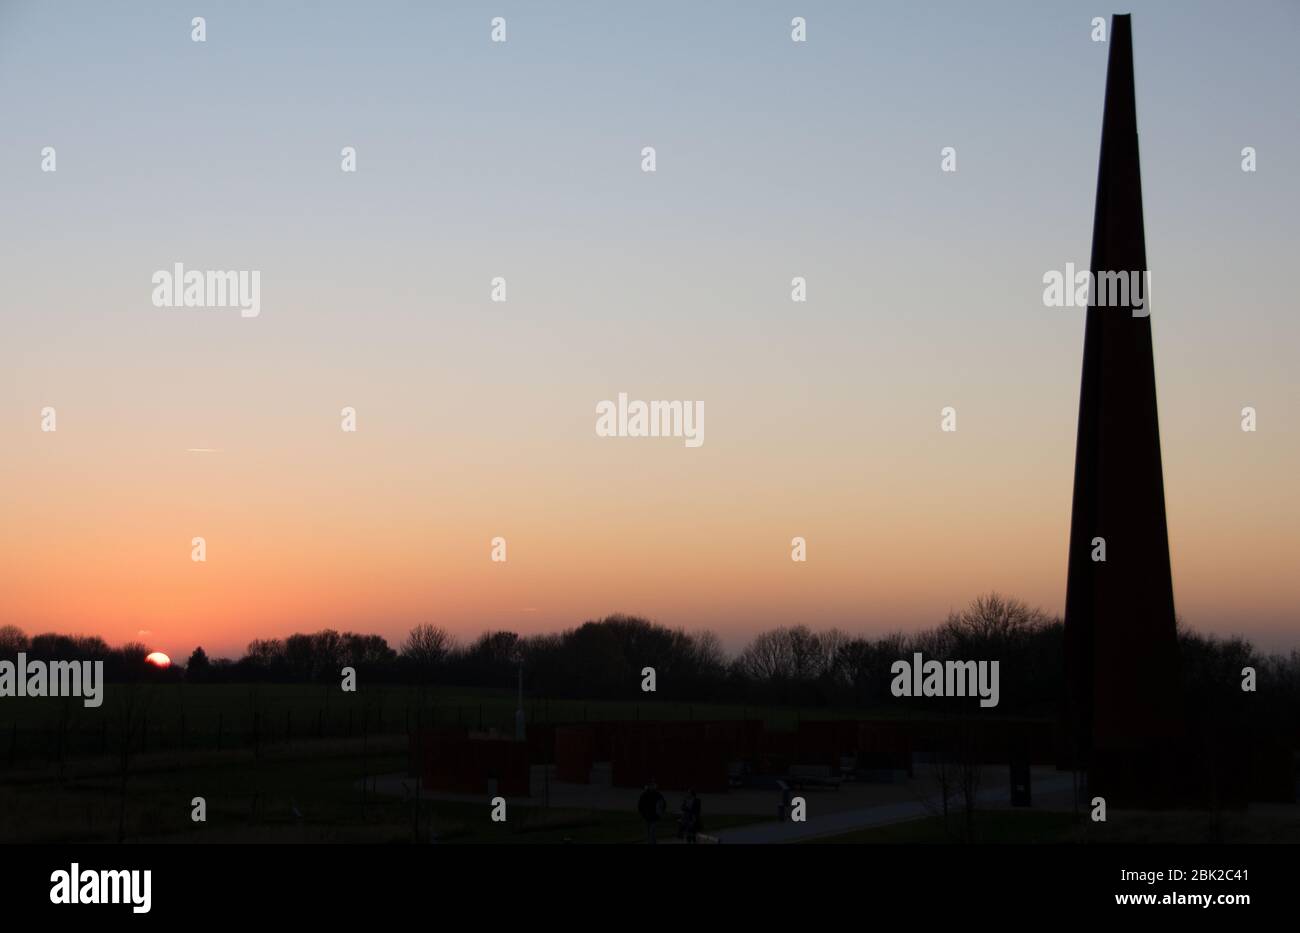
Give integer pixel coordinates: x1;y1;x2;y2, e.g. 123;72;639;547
0;683;863;843
5;683;1293;845
0;681;925;762
0;734;764;844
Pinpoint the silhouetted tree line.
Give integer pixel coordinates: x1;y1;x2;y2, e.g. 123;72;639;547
2;594;1297;721
0;629;162;681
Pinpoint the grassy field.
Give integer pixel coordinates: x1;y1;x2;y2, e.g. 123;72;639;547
1;681;916;729
0;681;948;766
15;683;1269;845
4;684;1293;844
0;731;767;844
0;682;845;843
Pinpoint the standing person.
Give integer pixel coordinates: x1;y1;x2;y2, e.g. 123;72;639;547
638;781;666;844
680;789;702;843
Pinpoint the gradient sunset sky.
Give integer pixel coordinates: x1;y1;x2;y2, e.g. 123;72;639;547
2;1;1297;660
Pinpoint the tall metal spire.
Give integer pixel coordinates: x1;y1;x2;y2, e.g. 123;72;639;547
1064;14;1184;805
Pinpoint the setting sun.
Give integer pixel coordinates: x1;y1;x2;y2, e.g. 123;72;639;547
144;651;172;668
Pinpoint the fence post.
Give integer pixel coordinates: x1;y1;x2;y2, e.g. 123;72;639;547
413;728;422;843
361;708;369;819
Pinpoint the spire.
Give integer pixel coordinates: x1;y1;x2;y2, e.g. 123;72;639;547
1064;14;1184;806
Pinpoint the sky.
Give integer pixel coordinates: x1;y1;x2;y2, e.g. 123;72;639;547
1;1;1297;659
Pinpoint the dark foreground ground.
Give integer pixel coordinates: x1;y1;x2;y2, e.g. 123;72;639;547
3;684;1297;844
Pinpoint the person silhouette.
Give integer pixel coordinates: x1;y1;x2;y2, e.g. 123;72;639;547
679;789;702;843
637;781;666;844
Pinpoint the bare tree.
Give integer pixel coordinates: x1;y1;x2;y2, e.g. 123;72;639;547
953;729;984;843
687;629;727;677
735;626;838;682
401;624;454;668
818;628;853;687
0;625;28;655
913;717;983;842
941;593;1050;654
917;719;958;838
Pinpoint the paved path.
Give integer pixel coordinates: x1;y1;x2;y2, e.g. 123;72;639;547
716;774;1077;843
